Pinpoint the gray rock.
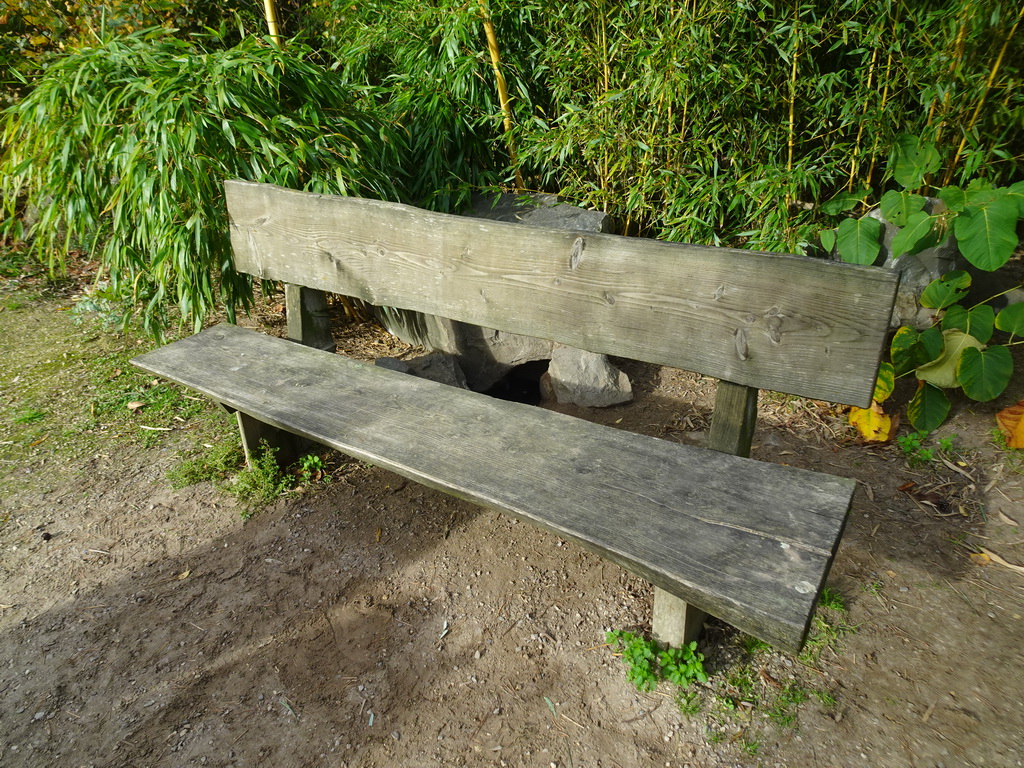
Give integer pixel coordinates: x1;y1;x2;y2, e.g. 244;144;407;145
374;357;411;374
405;353;469;390
376;353;468;390
867;198;961;329
546;345;633;408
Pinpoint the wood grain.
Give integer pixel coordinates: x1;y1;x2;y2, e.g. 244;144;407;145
224;180;898;407
133;324;855;652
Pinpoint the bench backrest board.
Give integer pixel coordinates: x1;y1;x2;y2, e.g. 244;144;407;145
224;180;899;408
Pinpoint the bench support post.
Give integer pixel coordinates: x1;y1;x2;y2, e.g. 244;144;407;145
236;411;310;469
651;380;758;647
285;283;336;352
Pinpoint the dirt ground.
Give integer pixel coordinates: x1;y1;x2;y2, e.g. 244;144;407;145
2;272;1024;768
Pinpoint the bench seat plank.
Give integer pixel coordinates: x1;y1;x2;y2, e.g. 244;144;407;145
134;324;855;652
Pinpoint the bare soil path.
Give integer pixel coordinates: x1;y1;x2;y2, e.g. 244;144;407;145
2;280;1023;768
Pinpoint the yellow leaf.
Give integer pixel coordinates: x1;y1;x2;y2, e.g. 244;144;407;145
177;569;190;580
996;400;1024;449
969;552;991;566
849;400;893;442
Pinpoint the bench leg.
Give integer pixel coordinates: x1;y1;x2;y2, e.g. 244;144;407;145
235;411;310;469
652;587;707;648
285;284;336;352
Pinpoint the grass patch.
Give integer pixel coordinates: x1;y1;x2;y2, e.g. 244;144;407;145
167;439;244;489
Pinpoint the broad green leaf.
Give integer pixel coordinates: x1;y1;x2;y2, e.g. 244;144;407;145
880;190;925;227
891;211;940;258
821;187;870;215
938;185;967;213
892;134;941;189
907;382;950;433
920;325;944;359
1007;181;1024;217
995;302;1024;337
836;216;883;265
820;228;836;254
890;326;923;376
965;178;997;204
873;361;895;402
958;346;1012;402
953;197;1020;271
915;329;984;389
941;304;994;344
920;270;971;309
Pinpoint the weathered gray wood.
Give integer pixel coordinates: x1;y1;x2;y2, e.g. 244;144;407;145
708;381;760;458
652;586;707;648
134;324;855;653
652;380;759;644
285;283;336;352
235;411;310;469
224;180;898;408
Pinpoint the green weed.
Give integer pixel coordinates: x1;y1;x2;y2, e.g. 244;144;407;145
229;441;294;519
168;440;245;489
766;683;809;728
801;589;858;665
606;630;708;693
13;408;46;424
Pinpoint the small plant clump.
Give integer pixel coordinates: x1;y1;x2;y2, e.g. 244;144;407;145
895;430;959;467
606;630;708;692
229;442;294;519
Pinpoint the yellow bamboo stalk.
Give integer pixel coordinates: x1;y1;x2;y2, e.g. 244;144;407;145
846;45;879;191
478;0;525;192
263;0;282;45
943;2;1024;186
786;10;799;207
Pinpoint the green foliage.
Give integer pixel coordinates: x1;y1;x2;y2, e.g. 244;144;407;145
801;588;857;665
230;441;293;518
1;27;401;337
833;137;1024;273
13;407;45;424
606;630;708;692
304;0;528;211
0;0;242;104
897;431;959;468
512;1;1023;249
167;440;244;489
894;270;1022;432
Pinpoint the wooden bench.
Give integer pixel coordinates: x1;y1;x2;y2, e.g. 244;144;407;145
133;180;899;654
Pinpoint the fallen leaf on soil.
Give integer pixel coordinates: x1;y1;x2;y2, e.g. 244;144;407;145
997;511;1019;527
970;552;992;566
980;548;1024;576
849;400;893;442
126;401;145;411
177;569;190;580
995;400;1024;448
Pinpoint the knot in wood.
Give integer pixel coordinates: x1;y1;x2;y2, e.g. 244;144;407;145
569;237;585;270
